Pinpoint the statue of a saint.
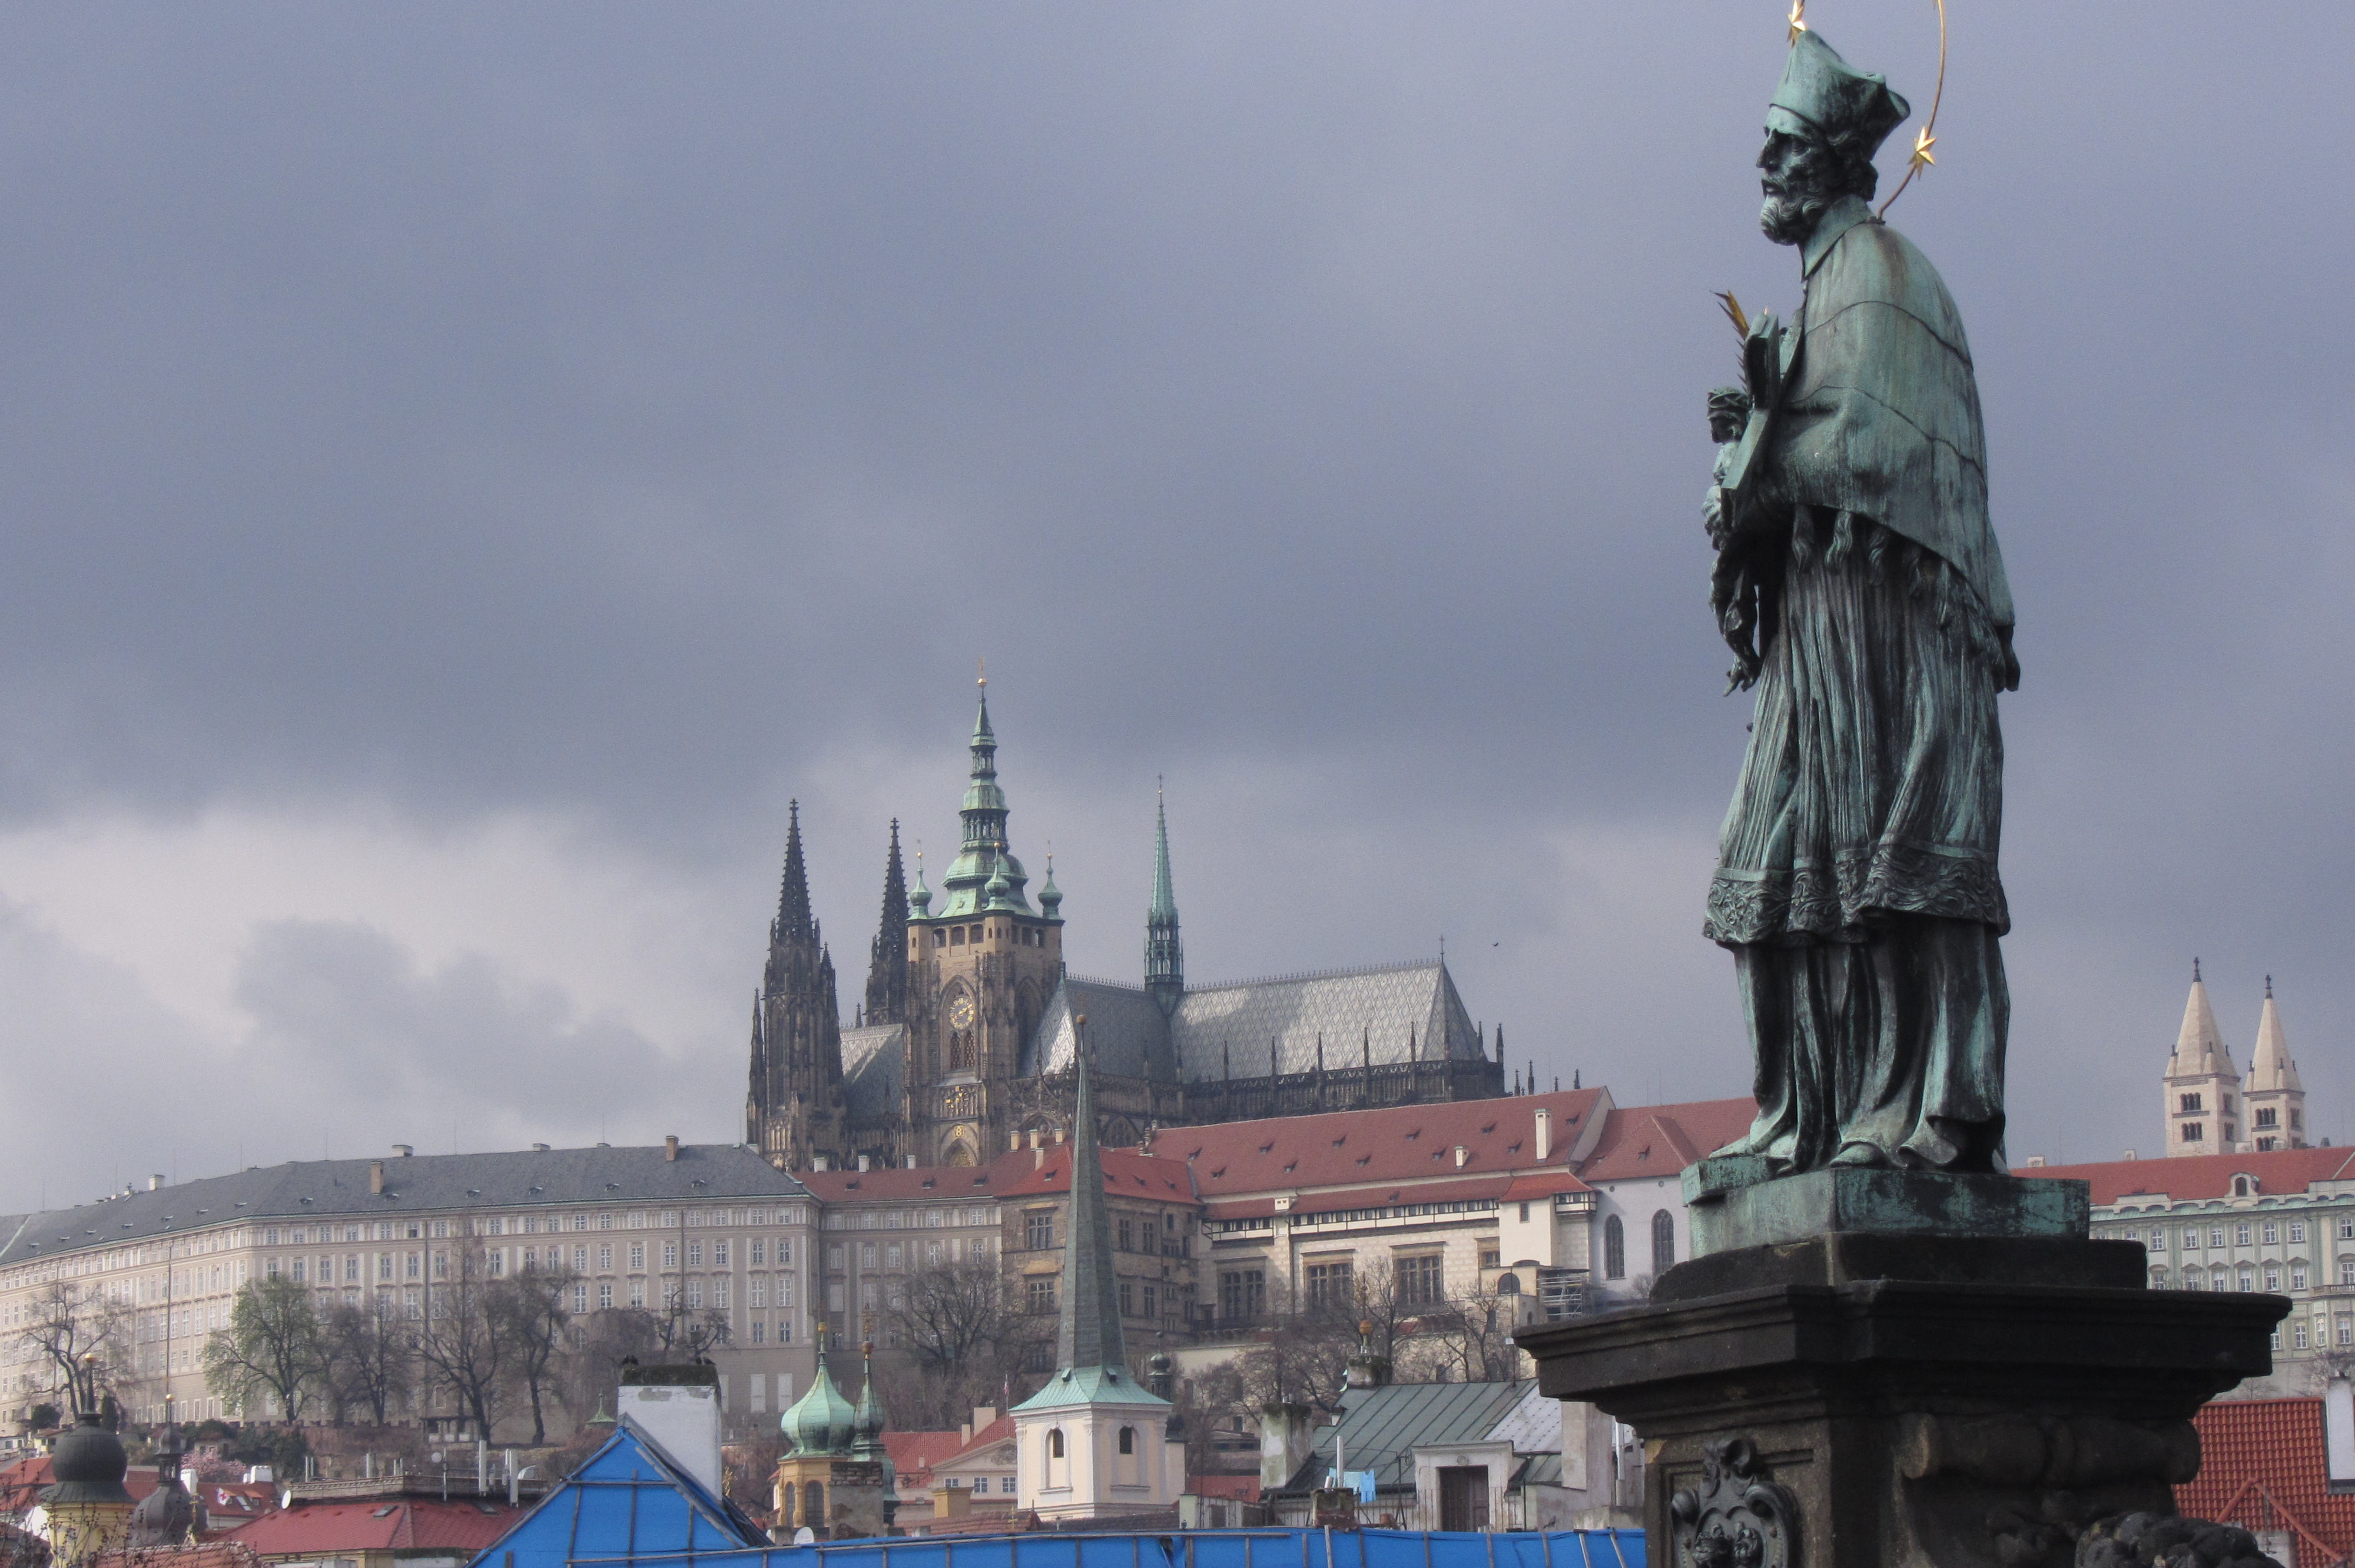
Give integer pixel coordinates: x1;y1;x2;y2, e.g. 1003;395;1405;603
1706;31;2018;1177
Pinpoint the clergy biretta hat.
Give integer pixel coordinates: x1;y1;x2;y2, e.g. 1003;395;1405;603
1767;30;1909;158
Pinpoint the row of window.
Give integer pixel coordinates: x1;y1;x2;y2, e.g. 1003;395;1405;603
834;1237;993;1271
822;1207;996;1232
260;1208;801;1246
258;1238;800;1283
2108;1217;2355;1250
2154;1260;2355;1291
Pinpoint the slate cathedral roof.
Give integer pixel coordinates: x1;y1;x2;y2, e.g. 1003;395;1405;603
1023;959;1484;1084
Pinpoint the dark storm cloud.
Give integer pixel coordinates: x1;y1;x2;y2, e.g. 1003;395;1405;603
0;2;2344;1187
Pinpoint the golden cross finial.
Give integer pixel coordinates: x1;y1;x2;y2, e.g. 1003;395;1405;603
1787;0;1806;43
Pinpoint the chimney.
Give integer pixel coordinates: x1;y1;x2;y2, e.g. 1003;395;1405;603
1454;1145;1468;1168
617;1363;724;1496
858;1155;871;1172
532;1143;549;1153
1534;1107;1553;1162
664;1135;679;1162
811;1154;830;1172
1010;1132;1023;1153
392;1144;413;1158
2329;1380;2355;1484
905;1154;917;1169
148;1174;165;1192
1259;1403;1316;1491
369;1162;386;1195
2124;1150;2138;1161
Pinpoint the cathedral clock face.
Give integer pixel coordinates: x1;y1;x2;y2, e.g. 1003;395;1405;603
947;995;976;1029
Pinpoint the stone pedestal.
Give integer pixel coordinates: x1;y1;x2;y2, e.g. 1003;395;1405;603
1518;1219;2288;1568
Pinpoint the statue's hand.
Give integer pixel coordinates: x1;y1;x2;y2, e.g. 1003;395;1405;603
1703;487;1729;549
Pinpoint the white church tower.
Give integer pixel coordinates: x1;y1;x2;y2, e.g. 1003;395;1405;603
1013;1025;1185;1521
2243;977;2307;1152
2164;960;2242;1156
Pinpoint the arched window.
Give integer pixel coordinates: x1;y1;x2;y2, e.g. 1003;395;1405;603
1118;1427;1136;1454
1495;1273;1521;1295
804;1481;825;1529
1604;1215;1625;1280
1048;1429;1064;1459
1651;1210;1676;1274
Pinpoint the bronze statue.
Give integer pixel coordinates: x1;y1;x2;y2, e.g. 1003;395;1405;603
1706;31;2018;1177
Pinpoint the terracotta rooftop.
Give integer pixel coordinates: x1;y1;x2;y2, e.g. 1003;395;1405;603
2177;1397;2355;1565
1575;1098;1755;1184
224;1497;528;1555
2022;1147;2355;1206
998;1148;1199;1205
1143;1089;1608;1197
883;1429;968;1489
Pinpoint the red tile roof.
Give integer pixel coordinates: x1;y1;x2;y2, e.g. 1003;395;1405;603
1144;1090;1608;1197
940;1416;1016;1470
2022;1147;2355;1206
1576;1099;1756;1184
797;1151;1029;1202
884;1430;968;1490
997;1148;1199;1205
0;1457;165;1514
2178;1397;2355;1565
95;1544;263;1568
225;1497;528;1556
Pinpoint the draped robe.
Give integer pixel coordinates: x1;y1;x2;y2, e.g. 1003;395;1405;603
1707;195;2018;1174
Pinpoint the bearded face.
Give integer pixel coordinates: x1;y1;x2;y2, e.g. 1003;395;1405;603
1757;129;1842;247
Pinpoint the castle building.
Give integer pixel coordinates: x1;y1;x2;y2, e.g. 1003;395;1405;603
2164;964;2308;1157
752;682;1506;1171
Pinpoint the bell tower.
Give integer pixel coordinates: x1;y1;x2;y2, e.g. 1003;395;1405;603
903;675;1065;1165
2162;959;2241;1156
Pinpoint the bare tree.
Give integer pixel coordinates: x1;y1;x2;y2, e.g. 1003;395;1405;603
553;1307;663;1428
201;1277;322;1422
1432;1280;1524;1384
319;1295;413;1425
495;1265;578;1444
873;1255;1045;1431
414;1241;510;1438
649;1282;731;1361
17;1281;131;1414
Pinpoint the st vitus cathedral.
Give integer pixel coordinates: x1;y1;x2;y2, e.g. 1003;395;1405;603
747;683;1507;1170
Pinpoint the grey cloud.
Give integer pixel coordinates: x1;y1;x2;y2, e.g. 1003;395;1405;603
0;5;2340;1171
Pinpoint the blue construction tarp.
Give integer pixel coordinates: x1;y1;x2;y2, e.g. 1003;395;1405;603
466;1420;768;1568
548;1527;1643;1568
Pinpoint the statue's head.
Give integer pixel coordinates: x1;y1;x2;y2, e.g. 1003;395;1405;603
1758;31;1908;246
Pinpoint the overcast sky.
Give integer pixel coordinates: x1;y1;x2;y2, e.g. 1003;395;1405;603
0;3;2344;1211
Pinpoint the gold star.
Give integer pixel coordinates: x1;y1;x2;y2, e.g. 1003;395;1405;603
1906;128;1937;174
1787;1;1807;43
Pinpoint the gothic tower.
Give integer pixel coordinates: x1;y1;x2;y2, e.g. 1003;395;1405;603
1144;790;1183;1017
2163;959;2241;1156
902;679;1064;1165
2243;977;2307;1151
748;801;847;1168
863;820;909;1026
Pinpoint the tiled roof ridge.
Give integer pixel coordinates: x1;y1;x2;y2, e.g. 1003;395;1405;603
1185;957;1444;992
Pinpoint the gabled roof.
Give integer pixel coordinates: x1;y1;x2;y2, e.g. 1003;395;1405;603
1145;1089;1607;1198
934;1416;1017;1475
2177;1397;2355;1565
1024;979;1175;1081
883;1430;968;1490
1577;1099;1756;1184
2024;1146;2355;1206
461;1420;765;1568
0;1457;164;1514
1274;1381;1535;1496
997;1148;1199;1206
1172;961;1485;1081
0;1147;811;1265
227;1497;527;1556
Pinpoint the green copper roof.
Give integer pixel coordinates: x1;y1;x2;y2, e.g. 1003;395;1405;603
780;1337;857;1455
1049;1037;1130;1378
934;687;1036;919
1012;1363;1170;1414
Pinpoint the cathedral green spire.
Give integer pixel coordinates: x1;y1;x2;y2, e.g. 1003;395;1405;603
1145;788;1183;1016
938;676;1031;916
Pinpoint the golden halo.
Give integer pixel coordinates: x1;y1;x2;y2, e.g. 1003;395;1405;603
1878;0;1947;217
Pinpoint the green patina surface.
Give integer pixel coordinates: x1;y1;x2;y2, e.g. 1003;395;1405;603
1684;1164;2089;1257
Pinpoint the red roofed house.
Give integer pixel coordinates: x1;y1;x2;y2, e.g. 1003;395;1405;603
2177;1395;2355;1567
884;1409;1019;1535
1146;1089;1757;1342
796;1158;1016;1370
2023;1145;2355;1398
224;1494;529;1568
